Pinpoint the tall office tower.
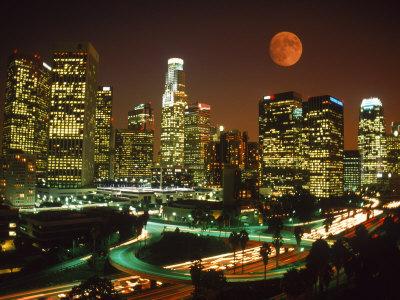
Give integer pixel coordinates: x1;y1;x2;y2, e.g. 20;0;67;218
47;42;99;188
204;141;223;187
95;86;113;181
305;95;344;198
2;51;51;181
258;92;303;195
184;102;211;185
114;129;135;180
386;121;400;176
221;130;245;168
127;103;154;181
343;150;361;192
211;125;224;142
128;102;154;130
358;97;387;188
160;58;187;167
205;129;246;187
0;153;36;207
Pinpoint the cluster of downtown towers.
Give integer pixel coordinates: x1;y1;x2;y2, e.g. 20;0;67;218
1;42;396;207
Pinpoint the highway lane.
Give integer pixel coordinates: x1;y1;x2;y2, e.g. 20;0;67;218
127;284;193;300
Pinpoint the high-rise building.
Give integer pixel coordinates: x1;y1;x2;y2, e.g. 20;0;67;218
305;95;344;198
386;121;400;176
343;150;361;192
0;152;36;207
258;92;303;195
47;42;99;188
204;129;245;187
114;129;135;180
127;102;154;181
95;86;113;181
358;97;387;188
160;58;187;167
184;102;211;185
2;51;51;181
128;102;154;131
211;125;224;142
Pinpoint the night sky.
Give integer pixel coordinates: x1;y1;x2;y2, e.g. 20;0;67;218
2;0;400;151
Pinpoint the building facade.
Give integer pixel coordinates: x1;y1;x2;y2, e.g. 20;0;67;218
47;42;99;188
95;86;113;181
127;102;154;181
184;102;211;185
358;97;387;188
0;153;36;207
258;92;303;195
305;95;344;198
160;58;187;167
343;150;361;192
2;51;51;181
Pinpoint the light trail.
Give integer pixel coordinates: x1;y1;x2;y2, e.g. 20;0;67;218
165;245;295;272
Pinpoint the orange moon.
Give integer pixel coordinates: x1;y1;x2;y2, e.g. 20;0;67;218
269;32;302;67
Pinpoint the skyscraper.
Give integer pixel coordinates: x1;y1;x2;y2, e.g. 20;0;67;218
184;102;211;185
160;58;187;167
343;150;361;192
258;92;303;195
114;129;136;180
128;102;154;131
95;86;113;181
47;42;99;188
2;51;51;181
386;121;400;176
358;97;387;188
205;129;245;187
305;95;344;198
127;102;154;181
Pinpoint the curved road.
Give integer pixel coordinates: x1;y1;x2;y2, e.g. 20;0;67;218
109;222;303;283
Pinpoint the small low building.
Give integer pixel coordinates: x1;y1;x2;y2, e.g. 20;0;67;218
18;208;113;249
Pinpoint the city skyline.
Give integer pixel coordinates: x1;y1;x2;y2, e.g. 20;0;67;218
2;1;400;152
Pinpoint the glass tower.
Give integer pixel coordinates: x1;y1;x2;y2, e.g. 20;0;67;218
184;102;211;185
343;150;361;192
305;95;344;198
127;102;154;181
160;58;187;167
95;86;113;181
358;97;387;188
2;51;51;181
47;42;99;188
258;91;303;195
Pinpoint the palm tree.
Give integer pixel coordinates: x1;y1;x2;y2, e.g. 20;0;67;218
260;242;271;280
323;211;335;233
229;231;240;274
239;230;249;273
331;239;350;289
294;227;304;264
272;232;283;268
306;238;331;296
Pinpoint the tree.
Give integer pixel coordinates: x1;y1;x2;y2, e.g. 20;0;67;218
260;242;271;280
272;233;283;268
67;276;120;299
282;268;307;299
239;230;249;273
323;211;334;233
267;216;283;236
306;238;331;296
229;231;240;274
331;239;350;289
190;260;203;296
294;227;304;264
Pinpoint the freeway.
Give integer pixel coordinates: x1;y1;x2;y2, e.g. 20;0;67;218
109;222;308;284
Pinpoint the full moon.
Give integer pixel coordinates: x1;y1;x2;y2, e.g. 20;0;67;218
269;32;302;67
